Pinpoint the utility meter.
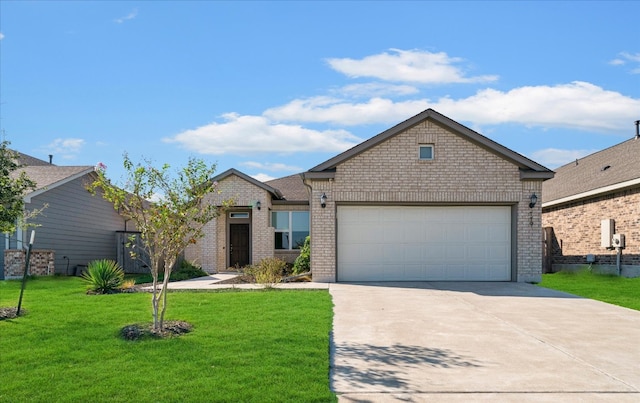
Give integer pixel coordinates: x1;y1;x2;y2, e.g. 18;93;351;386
612;234;625;248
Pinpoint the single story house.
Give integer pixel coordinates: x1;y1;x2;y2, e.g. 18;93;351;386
542;133;640;277
187;109;554;282
2;152;131;279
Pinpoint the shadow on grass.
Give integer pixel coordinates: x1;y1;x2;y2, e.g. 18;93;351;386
330;337;482;391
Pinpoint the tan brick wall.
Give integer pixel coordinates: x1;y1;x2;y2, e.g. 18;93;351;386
542;187;640;268
4;249;55;279
307;119;545;282
186;175;274;273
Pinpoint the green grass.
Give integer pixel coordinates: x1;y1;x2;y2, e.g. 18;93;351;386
539;270;640;311
0;277;336;402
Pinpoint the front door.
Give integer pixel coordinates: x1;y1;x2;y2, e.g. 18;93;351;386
229;224;250;268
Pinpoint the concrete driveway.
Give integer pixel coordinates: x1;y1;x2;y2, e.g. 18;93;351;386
329;282;640;402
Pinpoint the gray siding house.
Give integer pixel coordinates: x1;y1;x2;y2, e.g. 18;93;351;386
2;153;127;279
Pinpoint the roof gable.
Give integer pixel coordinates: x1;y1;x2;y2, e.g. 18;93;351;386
308;109;553;178
542;137;640;205
212;168;284;199
21;166;96;202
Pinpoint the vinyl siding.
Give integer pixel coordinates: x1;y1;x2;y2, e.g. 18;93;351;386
25;174;126;275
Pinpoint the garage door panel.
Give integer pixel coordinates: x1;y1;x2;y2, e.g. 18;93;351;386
338;206;511;282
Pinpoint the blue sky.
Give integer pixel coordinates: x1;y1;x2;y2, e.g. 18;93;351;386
1;1;639;183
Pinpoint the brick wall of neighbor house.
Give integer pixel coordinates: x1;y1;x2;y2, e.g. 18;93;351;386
308;119;545;282
185;175;273;273
4;249;55;279
542;187;640;271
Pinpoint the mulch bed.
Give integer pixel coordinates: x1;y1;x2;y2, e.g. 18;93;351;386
120;320;193;341
0;307;24;320
215;273;255;284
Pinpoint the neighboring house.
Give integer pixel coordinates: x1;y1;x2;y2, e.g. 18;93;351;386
187;109;554;282
542;135;640;277
2;152;129;279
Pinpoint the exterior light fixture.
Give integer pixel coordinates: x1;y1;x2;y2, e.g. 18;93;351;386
255;201;261;210
529;193;538;209
320;193;327;208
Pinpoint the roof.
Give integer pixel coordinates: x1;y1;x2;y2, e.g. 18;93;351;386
8;150;96;202
212;168;284;200
542;137;640;207
15;151;51;166
307;108;554;180
19;166;95;202
265;174;308;201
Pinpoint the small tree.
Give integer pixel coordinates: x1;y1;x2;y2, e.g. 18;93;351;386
89;154;227;332
0;141;37;234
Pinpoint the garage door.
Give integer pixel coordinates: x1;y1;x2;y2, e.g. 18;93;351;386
337;206;511;281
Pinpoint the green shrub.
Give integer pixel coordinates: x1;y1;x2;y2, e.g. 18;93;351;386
81;259;125;294
131;260;208;284
293;236;310;275
170;260;208;281
247;257;286;286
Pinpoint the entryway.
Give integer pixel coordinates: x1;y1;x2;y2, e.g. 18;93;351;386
229;223;250;267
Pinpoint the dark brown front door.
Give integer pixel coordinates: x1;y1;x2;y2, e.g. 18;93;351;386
229;224;250;268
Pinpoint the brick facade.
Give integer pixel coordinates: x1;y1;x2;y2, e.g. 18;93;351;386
542;186;640;273
307;119;546;282
185;175;277;273
4;249;55;279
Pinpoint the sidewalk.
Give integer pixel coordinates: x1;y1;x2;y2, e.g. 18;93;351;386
142;273;329;290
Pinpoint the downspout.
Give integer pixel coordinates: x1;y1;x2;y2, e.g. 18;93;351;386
616;247;622;276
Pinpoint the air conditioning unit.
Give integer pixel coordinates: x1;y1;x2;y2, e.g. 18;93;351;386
612;233;625;249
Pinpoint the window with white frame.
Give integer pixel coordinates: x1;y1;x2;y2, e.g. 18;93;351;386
419;144;434;160
272;211;309;250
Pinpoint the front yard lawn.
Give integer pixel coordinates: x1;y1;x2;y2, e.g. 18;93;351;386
539;270;640;311
0;277;336;402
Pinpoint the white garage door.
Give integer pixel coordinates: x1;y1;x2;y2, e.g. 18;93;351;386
337;206;511;281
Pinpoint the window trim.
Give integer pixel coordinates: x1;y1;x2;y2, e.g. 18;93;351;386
229;212;250;219
419;144;434;160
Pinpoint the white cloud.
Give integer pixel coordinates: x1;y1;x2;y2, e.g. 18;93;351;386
433;81;640;133
610;52;640;74
114;8;138;24
164;113;362;155
0;33;4;40
240;161;302;172
327;48;498;84
266;81;640;134
251;173;276;182
264;96;430;126
42;138;85;160
335;83;419;97
530;148;598;169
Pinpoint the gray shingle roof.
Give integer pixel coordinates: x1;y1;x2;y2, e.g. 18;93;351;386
542;137;640;204
265;174;308;201
20;166;95;192
15;151;51;166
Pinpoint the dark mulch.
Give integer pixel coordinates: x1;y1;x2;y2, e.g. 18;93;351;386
0;307;26;320
120;320;193;341
215;274;255;284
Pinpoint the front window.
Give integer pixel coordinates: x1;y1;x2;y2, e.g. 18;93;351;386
272;211;309;250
